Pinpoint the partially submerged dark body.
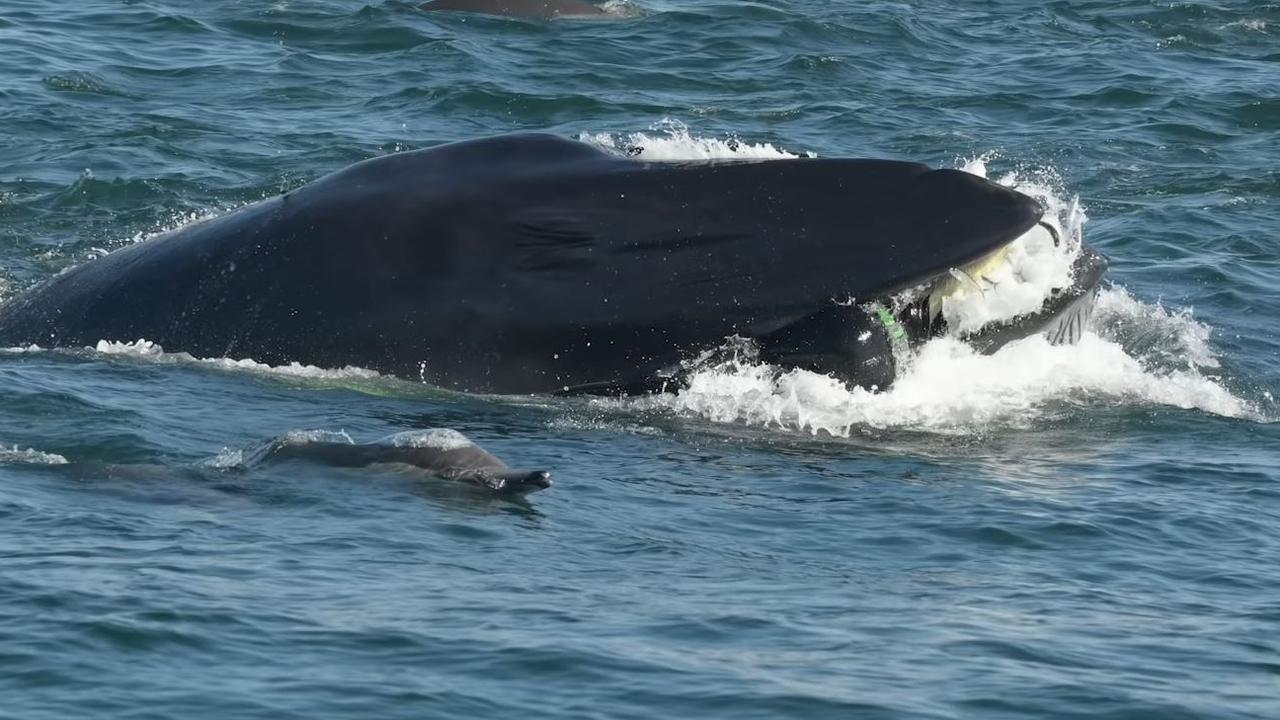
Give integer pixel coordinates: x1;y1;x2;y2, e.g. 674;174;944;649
24;429;551;496
257;430;552;495
419;0;607;19
0;133;1103;394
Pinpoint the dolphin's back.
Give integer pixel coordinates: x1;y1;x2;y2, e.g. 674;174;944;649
419;0;608;19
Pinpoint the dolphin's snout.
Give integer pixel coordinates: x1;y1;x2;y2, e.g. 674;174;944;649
487;469;553;494
523;470;554;490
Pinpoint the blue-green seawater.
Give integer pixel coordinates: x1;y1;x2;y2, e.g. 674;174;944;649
1;1;1278;718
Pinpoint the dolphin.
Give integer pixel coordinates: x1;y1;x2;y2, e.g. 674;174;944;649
0;133;1105;394
0;429;551;496
251;429;553;494
419;0;609;19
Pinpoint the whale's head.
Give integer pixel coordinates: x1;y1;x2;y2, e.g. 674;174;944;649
460;144;1107;393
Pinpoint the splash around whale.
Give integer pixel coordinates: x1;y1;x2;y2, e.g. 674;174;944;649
0;133;1106;395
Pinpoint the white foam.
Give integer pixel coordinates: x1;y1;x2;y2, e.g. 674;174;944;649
0;344;45;354
203;429;353;470
95;339;166;357
202;448;245;469
91;339;381;380
938;162;1084;333
380;429;473;450
277;429;354;446
582;119;812;161
626;287;1259;435
1092;286;1219;370
1220;19;1267;32
0;445;70;465
0;276;13;304
124;208;226;246
597;0;643;19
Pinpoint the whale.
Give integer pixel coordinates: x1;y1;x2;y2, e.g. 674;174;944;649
419;0;608;19
0;133;1106;394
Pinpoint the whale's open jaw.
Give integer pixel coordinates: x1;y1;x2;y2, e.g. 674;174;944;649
756;221;1109;392
890;218;1106;339
953;240;1108;350
899;238;1105;340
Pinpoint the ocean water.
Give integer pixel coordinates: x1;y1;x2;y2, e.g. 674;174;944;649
1;1;1278;718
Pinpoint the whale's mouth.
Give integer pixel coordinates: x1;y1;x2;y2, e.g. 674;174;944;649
872;219;1108;367
755;219;1108;392
926;222;1061;328
892;220;1105;340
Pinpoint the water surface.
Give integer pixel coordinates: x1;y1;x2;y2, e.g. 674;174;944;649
1;2;1277;718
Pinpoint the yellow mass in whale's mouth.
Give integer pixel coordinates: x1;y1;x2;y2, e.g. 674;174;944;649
926;242;1017;321
921;220;1072;333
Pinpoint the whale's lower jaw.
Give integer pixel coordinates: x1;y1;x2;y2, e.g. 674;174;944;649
960;243;1108;354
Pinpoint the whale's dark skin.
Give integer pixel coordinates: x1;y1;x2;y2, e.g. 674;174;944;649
0;134;1044;394
420;0;607;19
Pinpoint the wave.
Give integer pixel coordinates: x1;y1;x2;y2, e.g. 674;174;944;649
93;339;381;380
2;339;380;382
0;444;70;466
582;118;812;160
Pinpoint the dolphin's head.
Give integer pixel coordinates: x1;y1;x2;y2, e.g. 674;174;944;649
472;469;553;494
